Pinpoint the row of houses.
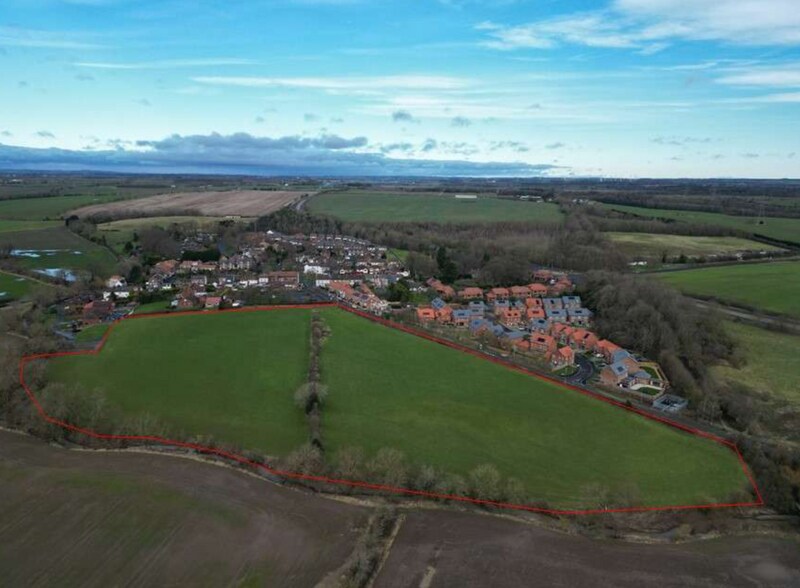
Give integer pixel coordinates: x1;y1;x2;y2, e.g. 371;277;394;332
325;280;389;314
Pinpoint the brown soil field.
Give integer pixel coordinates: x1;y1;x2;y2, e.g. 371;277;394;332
375;511;800;587
0;430;368;587
71;190;306;218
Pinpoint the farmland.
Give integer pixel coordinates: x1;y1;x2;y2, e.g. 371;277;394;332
308;191;565;223
607;232;783;260
715;321;800;405
0;194;131;221
73;190;306;219
655;261;800;317
0;227;118;277
0;271;42;302
603;203;800;244
46;308;750;509
48;310;311;456
0;219;61;233
0;430;369;587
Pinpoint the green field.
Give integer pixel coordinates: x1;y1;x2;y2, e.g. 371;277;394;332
656;261;800;317
308;191;565;224
0;227;118;277
48;308;749;508
0;271;42;302
604;203;800;244
98;216;245;254
715;322;800;405
0;219;61;233
0;194;129;221
608;232;783;259
49;311;311;456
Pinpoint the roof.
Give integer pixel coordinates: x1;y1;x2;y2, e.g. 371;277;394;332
431;297;447;310
453;309;471;318
609;361;628;376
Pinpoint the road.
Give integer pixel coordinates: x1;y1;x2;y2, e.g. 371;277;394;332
691;298;800;334
567;353;594;385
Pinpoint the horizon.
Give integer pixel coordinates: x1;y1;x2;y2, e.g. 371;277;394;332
1;0;799;178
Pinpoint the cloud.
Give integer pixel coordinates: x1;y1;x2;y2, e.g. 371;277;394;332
36;130;55;139
490;140;529;153
75;73;95;82
716;65;800;88
451;116;472;127
421;138;438;152
545;142;566;150
254;116;266;123
652;136;712;146
193;75;469;91
303;113;319;122
0;26;108;50
479;1;800;52
1;130;12;137
0;133;557;177
136;98;151;107
392;110;416;123
74;58;256;70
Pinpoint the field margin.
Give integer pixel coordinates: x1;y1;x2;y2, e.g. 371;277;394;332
19;303;764;516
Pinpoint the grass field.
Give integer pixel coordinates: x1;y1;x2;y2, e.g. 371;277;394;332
308;191;565;224
47;308;750;508
98;216;249;254
0;194;129;221
608;232;783;260
0;271;41;301
715;322;800;405
0;219;61;233
655;261;800;317
603;203;800;244
0;227;118;277
49;310;311;456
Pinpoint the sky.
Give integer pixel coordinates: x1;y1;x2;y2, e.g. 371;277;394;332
0;0;799;178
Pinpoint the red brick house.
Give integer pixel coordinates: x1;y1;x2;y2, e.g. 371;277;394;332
498;308;523;326
435;306;453;324
268;271;300;289
416;307;436;322
486;287;510;302
427;278;456;299
458;287;484;300
569;329;599;351
526;307;546;320
594;339;622;363
550;346;575;369
205;296;222;310
527;283;548;297
533;269;553;282
82;300;114;323
530;333;557;356
509;285;530;299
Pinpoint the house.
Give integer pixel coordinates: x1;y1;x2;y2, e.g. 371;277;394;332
153;259;179;275
205;296;222;310
498;308;523;326
525;306;546;320
550;346;575;370
267;271;300;288
176;288;199;309
105;275;126;289
595;339;622;363
486;287;510;302
527;283;548;297
509;285;531;299
417;307;436;322
530;318;549;332
569;329;599;352
468;300;487;317
600;362;629;386
567;308;593;326
533;269;553;282
543;297;564;311
611;349;640;373
459;287;484;300
551;323;575;344
545;308;568;323
562;295;582;309
452;309;471;328
427;278;456;299
431;297;447;311
525;297;543;309
219;254;253;271
435;305;453;324
82;300;114;322
530;333;557;356
190;274;207;287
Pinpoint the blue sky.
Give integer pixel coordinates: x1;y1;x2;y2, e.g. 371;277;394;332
1;0;799;177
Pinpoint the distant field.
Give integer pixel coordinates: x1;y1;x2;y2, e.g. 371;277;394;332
308;191;565;223
0;227;118;277
656;261;800;317
0;194;130;221
608;232;783;260
0;219;61;233
604;203;800;244
0;271;41;302
74;190;305;219
46;308;749;509
715;322;800;405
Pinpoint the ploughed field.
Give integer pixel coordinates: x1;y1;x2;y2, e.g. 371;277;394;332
656;260;800;318
72;189;306;219
46;307;750;509
607;232;783;260
308;190;564;223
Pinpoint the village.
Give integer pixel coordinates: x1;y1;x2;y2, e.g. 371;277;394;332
69;227;675;411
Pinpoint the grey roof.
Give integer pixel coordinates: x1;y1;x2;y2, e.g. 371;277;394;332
567;308;593;317
453;309;471;319
611;349;633;363
545;308;568;318
431;297;446;310
609;361;628;376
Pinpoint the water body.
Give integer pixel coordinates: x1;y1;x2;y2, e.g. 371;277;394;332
34;268;77;282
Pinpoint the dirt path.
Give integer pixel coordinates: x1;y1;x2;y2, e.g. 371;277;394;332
0;430;370;587
375;510;800;587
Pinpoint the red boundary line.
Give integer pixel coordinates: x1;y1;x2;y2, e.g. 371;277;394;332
18;302;764;516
